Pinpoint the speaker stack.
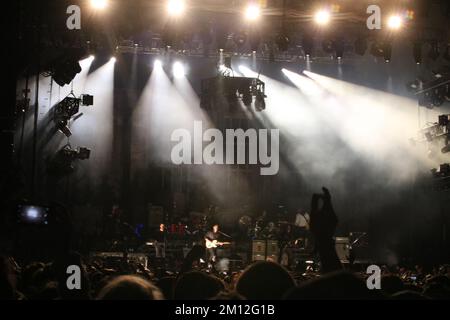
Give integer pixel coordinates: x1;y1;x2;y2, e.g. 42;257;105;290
252;240;280;262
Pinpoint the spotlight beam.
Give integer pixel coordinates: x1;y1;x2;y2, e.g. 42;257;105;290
245;3;261;21
387;15;403;30
90;0;109;10
167;0;185;17
314;9;331;26
172;61;186;78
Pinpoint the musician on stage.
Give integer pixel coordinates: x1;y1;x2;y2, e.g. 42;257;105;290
294;209;310;249
204;224;221;266
154;223;167;259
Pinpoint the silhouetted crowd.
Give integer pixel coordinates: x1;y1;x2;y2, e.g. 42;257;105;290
2;188;449;300
1;253;450;300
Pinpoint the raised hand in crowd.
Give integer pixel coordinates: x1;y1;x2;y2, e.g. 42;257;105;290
310;187;342;273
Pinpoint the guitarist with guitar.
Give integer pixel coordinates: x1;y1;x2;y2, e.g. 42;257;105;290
204;224;230;268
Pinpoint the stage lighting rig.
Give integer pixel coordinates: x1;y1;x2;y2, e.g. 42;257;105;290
438;115;450;154
414;114;450;156
200;70;266;112
51;57;82;87
431;163;450;178
53;94;94;137
47;145;91;176
413;75;450;109
254;90;266;111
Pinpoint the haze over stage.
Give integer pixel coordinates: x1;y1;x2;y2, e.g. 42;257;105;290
2;0;450;302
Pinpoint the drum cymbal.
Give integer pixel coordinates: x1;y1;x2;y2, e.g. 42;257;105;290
239;215;252;226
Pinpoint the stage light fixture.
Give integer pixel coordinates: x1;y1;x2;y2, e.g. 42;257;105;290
52;58;82;87
302;35;314;57
110;57;117;63
413;42;422;64
387;15;403;30
334;39;344;59
242;91;253;107
173;61;186;78
48;145;91;176
255;91;266;111
438;115;449;127
245;3;261;21
154;60;163;68
53;94;94;138
167;0;185;17
406;79;422;92
314;9;331;26
90;0;108;10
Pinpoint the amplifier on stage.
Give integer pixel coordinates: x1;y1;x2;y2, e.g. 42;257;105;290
335;237;350;263
266;240;279;262
252;240;266;261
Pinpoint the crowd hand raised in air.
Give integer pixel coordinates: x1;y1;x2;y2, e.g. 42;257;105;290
310;187;341;273
310;187;338;242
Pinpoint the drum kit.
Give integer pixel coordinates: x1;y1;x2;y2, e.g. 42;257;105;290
238;215;307;243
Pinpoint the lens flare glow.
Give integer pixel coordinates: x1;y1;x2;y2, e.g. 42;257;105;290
172;61;186;78
167;0;185;17
90;0;108;10
154;60;163;69
245;3;261;21
315;9;331;25
387;15;403;30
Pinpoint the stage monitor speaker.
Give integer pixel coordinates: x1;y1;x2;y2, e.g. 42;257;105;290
252;240;266;261
335;237;350;263
266;240;279;262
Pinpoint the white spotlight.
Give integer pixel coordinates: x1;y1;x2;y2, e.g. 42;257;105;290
154;60;163;68
314;9;331;26
172;61;185;78
387;15;403;30
90;0;108;10
110;57;116;63
167;0;185;17
245;3;261;21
